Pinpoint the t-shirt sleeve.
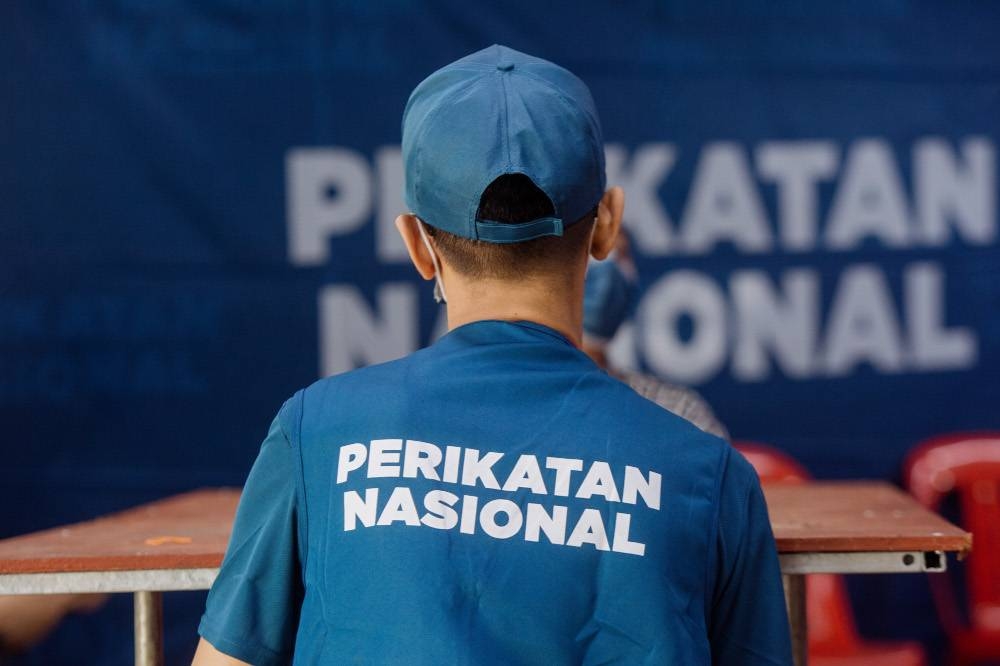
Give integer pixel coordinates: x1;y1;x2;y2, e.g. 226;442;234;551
708;449;792;666
198;399;305;666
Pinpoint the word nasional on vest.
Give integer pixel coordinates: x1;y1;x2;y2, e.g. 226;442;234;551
337;440;663;557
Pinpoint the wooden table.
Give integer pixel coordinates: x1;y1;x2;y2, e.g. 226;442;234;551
0;483;971;666
0;490;239;665
766;481;971;666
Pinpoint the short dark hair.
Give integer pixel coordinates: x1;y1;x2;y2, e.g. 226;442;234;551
424;174;596;280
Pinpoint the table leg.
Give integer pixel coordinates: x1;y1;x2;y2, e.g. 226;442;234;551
133;591;164;666
782;574;807;666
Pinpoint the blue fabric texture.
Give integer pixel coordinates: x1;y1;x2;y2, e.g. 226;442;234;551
200;320;791;665
198;407;305;666
402;45;606;242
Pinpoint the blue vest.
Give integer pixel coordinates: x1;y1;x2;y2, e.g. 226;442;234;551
200;320;791;665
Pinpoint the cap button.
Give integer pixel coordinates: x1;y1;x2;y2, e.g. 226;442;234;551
496;62;514;72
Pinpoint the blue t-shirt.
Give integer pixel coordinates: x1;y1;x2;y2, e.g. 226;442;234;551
199;320;791;665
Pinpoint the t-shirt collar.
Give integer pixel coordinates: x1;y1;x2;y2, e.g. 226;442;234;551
440;319;579;349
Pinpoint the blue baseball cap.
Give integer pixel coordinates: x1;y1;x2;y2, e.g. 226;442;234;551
402;45;606;244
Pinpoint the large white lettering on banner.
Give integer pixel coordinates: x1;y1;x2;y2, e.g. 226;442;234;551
286;137;994;383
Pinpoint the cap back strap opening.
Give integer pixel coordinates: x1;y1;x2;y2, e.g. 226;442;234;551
474;217;564;243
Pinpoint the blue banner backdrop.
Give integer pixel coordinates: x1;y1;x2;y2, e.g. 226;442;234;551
3;2;999;664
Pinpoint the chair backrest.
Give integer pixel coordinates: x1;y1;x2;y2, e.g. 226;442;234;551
733;441;810;484
905;433;1000;631
732;441;863;649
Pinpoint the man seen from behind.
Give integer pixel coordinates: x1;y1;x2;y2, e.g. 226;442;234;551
193;44;792;666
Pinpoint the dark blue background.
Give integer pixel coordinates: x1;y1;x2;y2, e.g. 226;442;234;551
3;2;999;663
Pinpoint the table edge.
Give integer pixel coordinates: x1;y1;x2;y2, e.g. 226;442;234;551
0;568;221;594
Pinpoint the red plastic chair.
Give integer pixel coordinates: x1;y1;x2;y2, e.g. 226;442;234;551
905;433;1000;666
735;441;810;484
735;442;928;666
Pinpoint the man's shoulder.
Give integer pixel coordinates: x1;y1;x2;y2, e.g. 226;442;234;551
302;349;427;395
589;369;730;457
614;369;729;440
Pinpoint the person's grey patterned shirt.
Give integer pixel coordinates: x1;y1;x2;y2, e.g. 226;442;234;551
614;369;729;441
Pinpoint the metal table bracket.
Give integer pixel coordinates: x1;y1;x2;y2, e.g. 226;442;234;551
780;550;946;575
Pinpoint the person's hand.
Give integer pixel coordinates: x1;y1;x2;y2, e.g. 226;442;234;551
0;593;108;654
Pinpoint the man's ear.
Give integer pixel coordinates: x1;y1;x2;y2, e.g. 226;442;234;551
590;186;624;260
395;214;437;280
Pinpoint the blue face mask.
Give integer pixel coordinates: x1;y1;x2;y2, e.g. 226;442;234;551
582;258;637;342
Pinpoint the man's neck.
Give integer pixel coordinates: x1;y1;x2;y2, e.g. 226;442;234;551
444;276;584;346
